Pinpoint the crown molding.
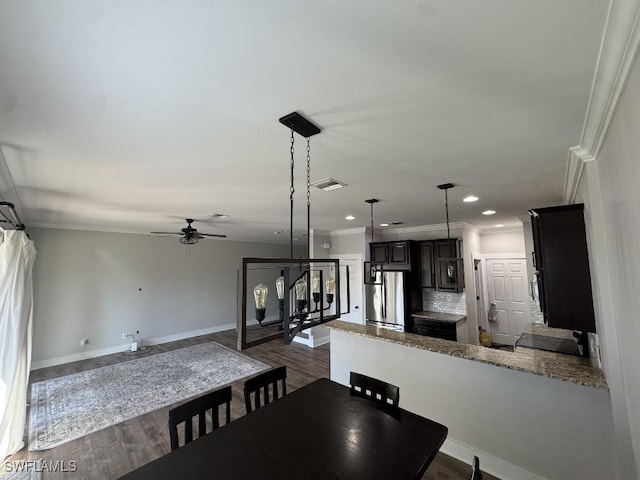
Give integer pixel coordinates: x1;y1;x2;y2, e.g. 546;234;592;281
564;0;640;204
377;221;465;237
563;146;594;204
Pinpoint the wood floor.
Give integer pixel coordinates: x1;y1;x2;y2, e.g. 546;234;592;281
10;331;499;480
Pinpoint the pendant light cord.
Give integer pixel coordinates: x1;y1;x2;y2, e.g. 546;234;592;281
306;137;311;257
289;130;295;258
445;188;450;242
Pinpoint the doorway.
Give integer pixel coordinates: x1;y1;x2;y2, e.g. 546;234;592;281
330;254;364;325
485;257;530;346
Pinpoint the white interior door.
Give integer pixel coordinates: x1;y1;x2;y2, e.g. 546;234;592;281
331;255;364;324
486;258;530;346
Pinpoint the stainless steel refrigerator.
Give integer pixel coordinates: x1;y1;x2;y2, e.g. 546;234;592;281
366;271;411;331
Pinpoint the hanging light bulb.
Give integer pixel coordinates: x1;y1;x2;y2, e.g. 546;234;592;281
311;272;321;305
294;278;307;313
325;276;335;305
275;276;285;318
253;284;268;323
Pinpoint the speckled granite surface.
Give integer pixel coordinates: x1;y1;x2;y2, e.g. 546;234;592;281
326;320;608;390
411;311;466;323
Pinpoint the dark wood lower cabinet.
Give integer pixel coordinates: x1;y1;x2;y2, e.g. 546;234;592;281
412;317;457;341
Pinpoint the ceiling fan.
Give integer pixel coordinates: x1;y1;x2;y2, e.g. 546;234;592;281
151;218;227;245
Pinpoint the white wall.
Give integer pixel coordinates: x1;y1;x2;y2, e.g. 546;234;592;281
576;48;640;477
478;229;525;254
329;228;367;257
331;330;615;480
29;227;291;367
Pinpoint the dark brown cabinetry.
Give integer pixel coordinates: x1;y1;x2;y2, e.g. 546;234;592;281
529;204;596;333
418;242;435;289
412;317;457;341
369;241;412;270
417;239;464;292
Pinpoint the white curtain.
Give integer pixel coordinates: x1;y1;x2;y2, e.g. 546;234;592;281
0;229;36;460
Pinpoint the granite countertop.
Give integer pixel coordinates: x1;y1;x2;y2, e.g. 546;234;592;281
411;311;466;323
325;320;608;390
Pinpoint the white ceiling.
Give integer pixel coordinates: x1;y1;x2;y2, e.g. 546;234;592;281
0;0;608;244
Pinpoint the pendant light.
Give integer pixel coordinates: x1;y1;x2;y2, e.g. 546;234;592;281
437;183;459;285
364;198;382;285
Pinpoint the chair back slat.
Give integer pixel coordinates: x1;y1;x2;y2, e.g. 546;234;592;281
349;371;400;408
243;366;287;414
471;455;483;480
168;385;232;451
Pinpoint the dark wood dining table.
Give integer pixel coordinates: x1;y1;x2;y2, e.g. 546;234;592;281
119;377;448;480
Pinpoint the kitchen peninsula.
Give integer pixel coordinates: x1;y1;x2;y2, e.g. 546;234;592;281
326;320;614;480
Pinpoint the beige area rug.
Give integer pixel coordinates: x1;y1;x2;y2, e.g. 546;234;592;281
28;342;268;450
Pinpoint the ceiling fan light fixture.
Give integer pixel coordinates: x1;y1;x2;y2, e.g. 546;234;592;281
179;236;198;245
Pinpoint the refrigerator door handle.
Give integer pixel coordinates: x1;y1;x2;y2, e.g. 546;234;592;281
382;275;386;320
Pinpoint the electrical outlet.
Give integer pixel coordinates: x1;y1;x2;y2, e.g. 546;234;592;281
80;338;89;347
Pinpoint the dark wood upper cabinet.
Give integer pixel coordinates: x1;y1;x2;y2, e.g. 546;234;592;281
418;241;435;289
416;239;463;292
389;242;409;264
369;241;411;270
529;204;596;333
371;243;389;264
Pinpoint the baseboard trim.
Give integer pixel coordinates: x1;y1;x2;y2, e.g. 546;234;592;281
30;321;246;371
440;438;547;480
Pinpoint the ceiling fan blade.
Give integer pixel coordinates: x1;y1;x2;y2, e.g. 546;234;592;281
198;233;228;238
150;231;182;235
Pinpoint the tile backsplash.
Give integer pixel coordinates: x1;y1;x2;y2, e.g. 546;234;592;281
422;290;467;315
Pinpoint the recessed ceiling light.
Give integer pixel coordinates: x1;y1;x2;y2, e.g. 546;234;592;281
379;223;389;227
208;213;230;219
482;210;496;215
273;231;284;235
345;215;355;220
495;224;504;227
463;196;479;203
390;221;403;225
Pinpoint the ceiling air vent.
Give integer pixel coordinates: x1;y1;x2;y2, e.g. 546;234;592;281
311;178;347;191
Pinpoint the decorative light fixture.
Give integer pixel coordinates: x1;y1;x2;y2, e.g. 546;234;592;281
437;183;463;287
325;276;335;305
253;283;268;323
239;112;351;350
364;198;383;285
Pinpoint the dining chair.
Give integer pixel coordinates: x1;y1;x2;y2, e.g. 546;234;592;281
243;365;287;414
471;455;483;480
349;371;400;407
168;385;232;451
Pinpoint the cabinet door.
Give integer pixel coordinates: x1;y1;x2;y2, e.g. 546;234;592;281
371;243;388;264
531;205;595;332
419;241;435;289
389;242;409;265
